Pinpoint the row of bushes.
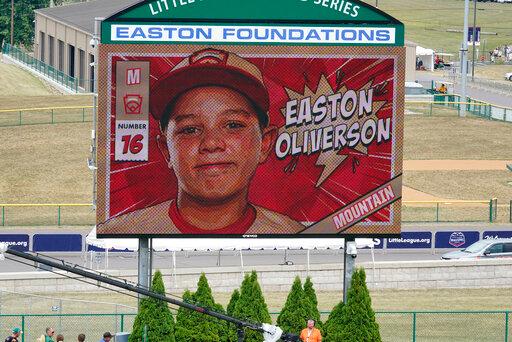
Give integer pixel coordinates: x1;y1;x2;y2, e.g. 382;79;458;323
129;268;381;341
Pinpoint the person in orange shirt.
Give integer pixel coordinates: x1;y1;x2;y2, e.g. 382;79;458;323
300;319;322;342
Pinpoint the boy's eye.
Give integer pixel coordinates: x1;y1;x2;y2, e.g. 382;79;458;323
226;121;245;129
177;126;200;135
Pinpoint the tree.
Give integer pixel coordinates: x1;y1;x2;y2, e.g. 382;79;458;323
174;273;226;342
303;276;323;332
129;270;175;342
226;289;240;316
323;300;344;342
276;276;312;336
0;0;50;48
338;268;381;342
231;271;271;341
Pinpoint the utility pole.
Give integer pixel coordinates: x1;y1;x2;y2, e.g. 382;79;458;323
460;0;470;117
471;0;477;81
10;0;14;45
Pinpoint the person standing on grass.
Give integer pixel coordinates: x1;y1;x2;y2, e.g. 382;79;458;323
39;327;55;342
300;319;322;342
99;332;112;342
4;327;22;342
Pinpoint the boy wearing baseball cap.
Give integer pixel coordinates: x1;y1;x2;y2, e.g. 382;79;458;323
4;327;22;342
102;48;302;235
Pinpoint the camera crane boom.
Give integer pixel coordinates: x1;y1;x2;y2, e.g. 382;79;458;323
0;246;298;342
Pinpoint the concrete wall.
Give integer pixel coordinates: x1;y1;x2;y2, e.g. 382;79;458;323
405;41;417;82
1;259;510;294
34;12;94;91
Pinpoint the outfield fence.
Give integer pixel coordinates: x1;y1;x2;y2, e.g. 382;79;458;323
0;199;500;227
0;106;94;127
1;43;92;93
407;95;512;123
0;311;510;342
0;99;510;128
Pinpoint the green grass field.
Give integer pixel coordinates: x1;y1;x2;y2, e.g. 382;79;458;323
0;63;54;96
362;0;512;55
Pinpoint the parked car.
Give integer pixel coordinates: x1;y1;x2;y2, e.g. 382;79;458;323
505;72;512;81
442;238;512;260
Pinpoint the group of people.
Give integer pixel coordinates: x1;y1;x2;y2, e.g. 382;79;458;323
489;45;512;63
4;327;113;342
4;322;322;342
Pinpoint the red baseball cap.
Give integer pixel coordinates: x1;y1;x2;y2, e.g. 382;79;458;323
150;48;270;127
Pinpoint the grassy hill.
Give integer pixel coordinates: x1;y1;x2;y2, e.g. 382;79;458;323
362;0;512;55
0;62;54;96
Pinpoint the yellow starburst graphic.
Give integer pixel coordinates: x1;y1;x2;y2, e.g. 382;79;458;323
279;74;387;187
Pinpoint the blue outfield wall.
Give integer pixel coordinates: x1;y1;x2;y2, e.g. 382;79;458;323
33;234;82;252
435;231;480;249
0;234;30;252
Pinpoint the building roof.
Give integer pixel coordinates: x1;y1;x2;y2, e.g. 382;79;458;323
35;0;140;35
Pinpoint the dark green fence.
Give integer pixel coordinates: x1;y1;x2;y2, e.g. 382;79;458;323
0;106;93;127
1;311;510;342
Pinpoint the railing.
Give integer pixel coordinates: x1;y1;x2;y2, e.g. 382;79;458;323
0;311;510;342
402;199;498;223
1;43;92;93
0;199;500;227
407;95;512;123
0;106;93;127
1;98;510;129
0;204;94;226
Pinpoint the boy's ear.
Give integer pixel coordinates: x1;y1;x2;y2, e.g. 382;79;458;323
157;125;171;167
259;125;278;163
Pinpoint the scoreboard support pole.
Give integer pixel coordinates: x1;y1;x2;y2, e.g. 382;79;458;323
343;238;357;303
138;238;153;305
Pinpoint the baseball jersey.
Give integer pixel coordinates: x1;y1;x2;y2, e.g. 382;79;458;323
98;200;303;235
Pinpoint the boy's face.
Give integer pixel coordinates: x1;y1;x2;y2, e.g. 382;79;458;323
165;86;275;203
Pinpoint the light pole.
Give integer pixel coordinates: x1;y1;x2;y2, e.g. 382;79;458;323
10;0;14;45
460;0;470;117
471;0;477;81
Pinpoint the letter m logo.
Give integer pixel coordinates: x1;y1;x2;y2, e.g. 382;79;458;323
126;68;141;85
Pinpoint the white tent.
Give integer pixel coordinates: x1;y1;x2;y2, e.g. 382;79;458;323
416;45;435;71
85;227;376;252
85;227;377;281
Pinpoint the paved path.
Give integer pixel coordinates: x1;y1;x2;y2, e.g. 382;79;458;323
416;72;512;108
404;160;511;171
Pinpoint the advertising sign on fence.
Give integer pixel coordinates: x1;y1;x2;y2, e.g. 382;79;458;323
96;0;405;238
386;232;432;249
435;231;480;249
0;234;29;252
33;234;83;252
483;231;512;240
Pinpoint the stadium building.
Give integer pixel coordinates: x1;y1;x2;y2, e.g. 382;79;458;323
33;0;139;92
33;0;417;92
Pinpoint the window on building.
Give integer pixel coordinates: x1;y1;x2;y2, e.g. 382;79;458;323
68;44;75;77
48;35;55;67
40;32;45;63
79;49;85;88
58;40;64;72
89;53;95;92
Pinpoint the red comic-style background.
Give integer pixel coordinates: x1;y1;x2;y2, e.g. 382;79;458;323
107;53;396;225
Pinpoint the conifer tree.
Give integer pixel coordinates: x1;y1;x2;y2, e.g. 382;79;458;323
323;300;345;342
232;271;271;341
129;270;175;342
303;276;323;333
276;276;312;336
227;289;240;316
174;273;226;342
338;268;381;342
